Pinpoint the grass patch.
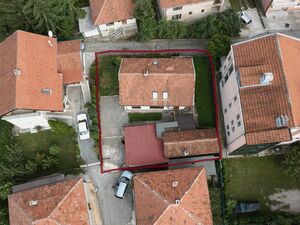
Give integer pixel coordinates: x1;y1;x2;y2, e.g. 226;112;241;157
128;113;162;123
98;56;121;96
209;185;223;225
223;155;300;214
193;56;215;127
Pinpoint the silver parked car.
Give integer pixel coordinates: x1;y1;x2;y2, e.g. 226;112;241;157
115;171;133;199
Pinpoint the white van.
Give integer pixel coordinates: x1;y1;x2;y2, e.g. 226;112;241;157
115;171;134;199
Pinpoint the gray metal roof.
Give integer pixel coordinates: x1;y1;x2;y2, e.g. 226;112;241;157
156;121;178;138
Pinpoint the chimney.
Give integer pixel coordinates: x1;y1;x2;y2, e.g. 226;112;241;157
152;59;159;66
29;200;38;206
143;69;149;77
172;181;178;188
13;68;21;76
260;72;274;85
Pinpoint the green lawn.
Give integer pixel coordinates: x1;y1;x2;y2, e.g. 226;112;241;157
223;155;300;214
193;56;215;127
128;113;162;123
98;56;121;96
209;185;223;225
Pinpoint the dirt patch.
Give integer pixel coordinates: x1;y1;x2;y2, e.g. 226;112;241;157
268;189;300;214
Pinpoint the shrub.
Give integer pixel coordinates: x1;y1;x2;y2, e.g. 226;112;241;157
157;20;187;39
128;113;162;123
282;145;300;178
207;34;231;59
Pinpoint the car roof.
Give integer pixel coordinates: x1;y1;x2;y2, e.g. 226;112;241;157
78;121;87;131
115;182;127;198
121;171;133;179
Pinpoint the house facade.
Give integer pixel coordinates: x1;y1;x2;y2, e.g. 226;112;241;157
119;58;195;111
133;167;213;225
219;33;300;155
79;0;138;39
260;0;300;16
157;0;224;22
0;31;90;133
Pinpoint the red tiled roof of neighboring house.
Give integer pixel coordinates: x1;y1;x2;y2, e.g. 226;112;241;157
162;129;219;158
0;30;63;116
119;58;195;107
258;0;272;14
8;178;89;225
124;124;168;166
89;0;135;25
277;34;300;127
232;34;295;144
57;40;83;84
158;0;207;9
133;167;213;225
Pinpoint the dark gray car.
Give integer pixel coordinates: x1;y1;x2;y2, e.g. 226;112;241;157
234;202;260;214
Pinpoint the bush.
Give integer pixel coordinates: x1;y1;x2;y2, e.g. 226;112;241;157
282;145;300;178
207;34;231;59
157;20;187;39
48;120;73;134
128;113;162;123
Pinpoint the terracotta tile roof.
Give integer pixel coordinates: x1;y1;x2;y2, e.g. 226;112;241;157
0;30;63;116
133;167;213;225
57;40;83;84
8;178;89;225
89;0;135;25
119;58;195;107
158;0;207;9
124;124;168;166
232;34;294;144
277;34;300;127
162;129;219;158
246;128;291;145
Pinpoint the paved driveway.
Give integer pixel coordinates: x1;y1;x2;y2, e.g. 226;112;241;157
240;9;266;38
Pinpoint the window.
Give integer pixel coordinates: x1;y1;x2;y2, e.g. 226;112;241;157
232;126;235;132
106;22;114;26
152;91;158;99
224;73;229;82
221;80;224;88
41;88;52;95
224;108;227;114
150;106;164;109
234;96;238;102
229;102;232;108
173;6;182;11
236;114;240;120
121;20;127;25
172;14;182;20
201;9;205;13
163;91;168;99
189;11;192;15
231;120;234;125
237;121;241;127
227;131;230;136
228;64;233;75
132;106;141;109
228;55;232;61
226;125;229;130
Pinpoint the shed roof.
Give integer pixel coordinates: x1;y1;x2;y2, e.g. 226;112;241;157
124;124;168;166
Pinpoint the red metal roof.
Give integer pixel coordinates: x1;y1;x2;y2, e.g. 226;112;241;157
124;124;168;166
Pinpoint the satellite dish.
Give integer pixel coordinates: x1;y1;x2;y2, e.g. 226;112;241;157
48;31;53;38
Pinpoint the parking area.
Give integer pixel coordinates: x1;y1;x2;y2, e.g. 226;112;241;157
239;9;266;37
262;11;300;31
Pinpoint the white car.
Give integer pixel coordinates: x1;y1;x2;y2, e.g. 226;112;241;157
77;113;90;140
239;11;252;25
115;171;134;199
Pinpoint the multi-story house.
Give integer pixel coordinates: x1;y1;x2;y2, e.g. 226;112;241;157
0;31;90;133
260;0;300;16
118;57;195;111
156;0;224;22
219;33;300;155
79;0;138;39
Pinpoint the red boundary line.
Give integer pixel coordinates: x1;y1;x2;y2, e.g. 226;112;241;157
95;49;222;173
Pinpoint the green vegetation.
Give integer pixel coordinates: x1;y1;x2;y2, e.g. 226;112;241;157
0;120;81;224
0;0;85;42
193;56;215;127
209;184;223;225
207;35;231;59
282;145;300;179
229;0;256;10
134;0;243;41
98;56;122;96
128;113;162;123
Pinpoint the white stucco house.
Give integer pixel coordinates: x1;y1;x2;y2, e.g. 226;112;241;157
219;33;300;155
79;0;138;39
0;31;90;133
118;58;195;111
156;0;225;22
259;0;300;16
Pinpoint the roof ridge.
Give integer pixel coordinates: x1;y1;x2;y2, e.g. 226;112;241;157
135;176;170;205
47;178;83;222
9;197;34;223
95;0;108;25
179;168;205;223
